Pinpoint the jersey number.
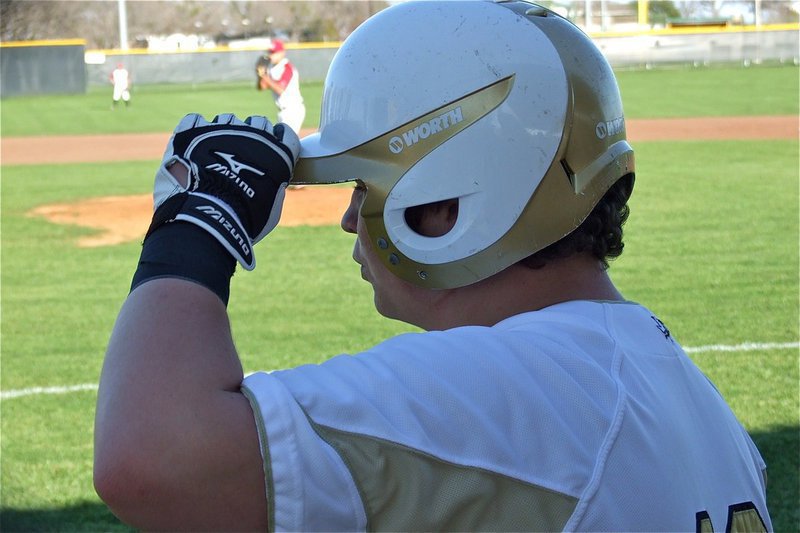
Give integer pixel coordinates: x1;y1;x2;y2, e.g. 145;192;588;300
696;502;767;533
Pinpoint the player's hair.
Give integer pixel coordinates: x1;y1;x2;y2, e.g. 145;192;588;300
520;173;634;270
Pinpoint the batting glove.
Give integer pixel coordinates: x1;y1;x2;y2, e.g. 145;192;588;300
148;113;300;270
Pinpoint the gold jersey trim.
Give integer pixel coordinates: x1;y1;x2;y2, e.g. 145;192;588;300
312;422;578;531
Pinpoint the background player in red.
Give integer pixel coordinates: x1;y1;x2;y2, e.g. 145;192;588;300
255;39;305;134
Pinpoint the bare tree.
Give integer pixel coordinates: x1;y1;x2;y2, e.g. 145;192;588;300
1;1;117;46
759;0;800;23
2;0;794;49
673;0;798;23
0;0;387;49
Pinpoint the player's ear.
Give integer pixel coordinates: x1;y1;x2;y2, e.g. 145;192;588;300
405;199;459;238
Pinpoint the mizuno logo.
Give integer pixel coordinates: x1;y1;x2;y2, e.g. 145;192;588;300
206;152;261;198
195;205;251;256
213;152;264;176
388;106;464;154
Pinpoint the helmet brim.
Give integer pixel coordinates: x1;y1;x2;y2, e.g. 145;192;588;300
292;132;353;185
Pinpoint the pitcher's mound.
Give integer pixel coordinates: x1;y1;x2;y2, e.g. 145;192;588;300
28;186;353;248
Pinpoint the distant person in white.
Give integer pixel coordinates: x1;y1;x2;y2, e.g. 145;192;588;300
109;63;131;109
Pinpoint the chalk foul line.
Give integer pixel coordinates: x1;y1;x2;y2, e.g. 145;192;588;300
683;341;799;354
1;383;99;400
2;341;798;400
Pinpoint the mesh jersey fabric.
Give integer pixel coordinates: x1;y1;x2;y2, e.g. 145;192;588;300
242;300;771;531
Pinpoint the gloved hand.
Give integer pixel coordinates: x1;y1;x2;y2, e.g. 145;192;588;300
147;113;300;270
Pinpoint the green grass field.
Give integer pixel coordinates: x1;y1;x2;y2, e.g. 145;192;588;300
1;64;798;531
0;64;797;137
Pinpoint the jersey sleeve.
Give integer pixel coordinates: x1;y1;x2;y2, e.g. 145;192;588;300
273;62;295;90
242;371;367;531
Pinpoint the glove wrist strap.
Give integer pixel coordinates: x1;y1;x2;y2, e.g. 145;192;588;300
131;222;236;305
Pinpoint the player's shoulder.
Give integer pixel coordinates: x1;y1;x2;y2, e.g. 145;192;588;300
367;307;611;374
497;300;679;352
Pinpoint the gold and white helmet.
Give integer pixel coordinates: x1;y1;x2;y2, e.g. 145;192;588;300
294;0;634;289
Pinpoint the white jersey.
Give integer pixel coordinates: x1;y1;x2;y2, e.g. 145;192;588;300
266;58;305;133
243;300;771;531
267;58;303;111
110;67;130;102
111;68;129;90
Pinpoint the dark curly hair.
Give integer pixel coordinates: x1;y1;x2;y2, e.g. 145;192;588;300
520;173;635;270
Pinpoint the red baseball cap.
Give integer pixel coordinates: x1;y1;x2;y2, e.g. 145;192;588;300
268;39;285;53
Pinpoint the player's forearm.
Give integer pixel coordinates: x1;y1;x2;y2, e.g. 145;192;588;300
264;76;285;95
95;278;244;462
94;278;255;527
101;277;243;390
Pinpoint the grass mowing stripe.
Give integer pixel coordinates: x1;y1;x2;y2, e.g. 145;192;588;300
3;341;796;401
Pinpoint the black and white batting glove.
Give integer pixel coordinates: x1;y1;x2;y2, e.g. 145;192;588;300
148;113;300;270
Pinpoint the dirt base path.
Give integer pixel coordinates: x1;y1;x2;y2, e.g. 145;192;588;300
7;116;797;247
3;118;796;166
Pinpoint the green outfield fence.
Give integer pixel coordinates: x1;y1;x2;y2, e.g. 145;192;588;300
0;39;87;97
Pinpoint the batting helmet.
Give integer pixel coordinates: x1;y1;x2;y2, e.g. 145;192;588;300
294;0;634;289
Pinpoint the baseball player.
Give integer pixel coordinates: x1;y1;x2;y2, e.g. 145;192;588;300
109;63;131;109
94;2;772;531
255;39;306;134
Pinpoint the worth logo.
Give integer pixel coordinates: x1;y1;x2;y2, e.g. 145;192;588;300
388;106;464;154
595;117;625;139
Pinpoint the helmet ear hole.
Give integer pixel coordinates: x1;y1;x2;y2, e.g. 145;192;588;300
404;198;459;238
